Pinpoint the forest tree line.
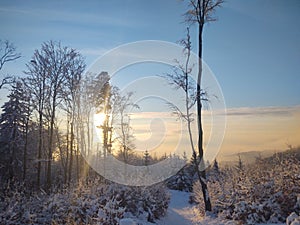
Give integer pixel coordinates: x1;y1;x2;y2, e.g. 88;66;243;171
0;40;171;192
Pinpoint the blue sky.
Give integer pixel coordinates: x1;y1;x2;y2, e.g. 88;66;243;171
0;0;299;108
1;0;300;156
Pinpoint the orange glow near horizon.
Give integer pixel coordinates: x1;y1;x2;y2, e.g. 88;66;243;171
116;106;300;161
219;106;300;160
92;106;300;162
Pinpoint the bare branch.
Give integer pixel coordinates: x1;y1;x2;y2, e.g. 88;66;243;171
0;40;21;89
166;101;188;121
0;40;21;72
0;76;15;89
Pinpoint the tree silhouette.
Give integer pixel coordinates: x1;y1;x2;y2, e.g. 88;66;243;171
25;41;85;191
183;0;223;211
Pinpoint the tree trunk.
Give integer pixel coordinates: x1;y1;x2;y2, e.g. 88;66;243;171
37;109;42;189
197;21;212;212
46;90;57;191
68;121;74;184
23;118;29;181
75;113;81;180
76;144;79;181
65;119;69;184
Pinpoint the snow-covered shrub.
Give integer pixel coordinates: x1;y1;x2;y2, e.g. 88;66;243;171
192;152;300;224
166;163;195;192
141;183;170;221
0;178;169;224
97;197;125;225
112;183;170;222
287;212;300;225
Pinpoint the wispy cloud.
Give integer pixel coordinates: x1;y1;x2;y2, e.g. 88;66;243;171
226;105;300;117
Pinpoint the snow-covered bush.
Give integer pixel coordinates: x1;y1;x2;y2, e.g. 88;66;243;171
166;163;195;192
97;197;125;225
287;212;300;225
192;152;300;224
0;178;169;224
112;183;170;222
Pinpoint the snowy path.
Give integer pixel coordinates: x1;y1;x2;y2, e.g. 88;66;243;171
120;190;196;225
157;190;236;225
157;190;286;225
121;189;286;225
158;190;195;225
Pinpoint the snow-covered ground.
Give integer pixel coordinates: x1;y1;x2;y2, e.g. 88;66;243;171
121;189;287;225
158;190;195;225
158;190;240;225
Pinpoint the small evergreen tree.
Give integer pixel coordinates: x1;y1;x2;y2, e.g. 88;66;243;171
144;150;150;166
213;159;219;174
237;154;244;171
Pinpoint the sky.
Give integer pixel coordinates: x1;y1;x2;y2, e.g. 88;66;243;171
0;0;299;160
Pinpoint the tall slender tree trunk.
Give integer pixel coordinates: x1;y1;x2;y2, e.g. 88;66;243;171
37;109;42;189
37;77;45;189
76;144;79;181
46;91;57;191
87;115;91;155
68;121;74;184
75;113;81;180
23;118;29;181
65;119;69;184
197;21;212;212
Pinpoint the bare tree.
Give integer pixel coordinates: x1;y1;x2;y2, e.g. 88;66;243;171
184;0;223;211
0;40;21;89
61;51;85;184
163;28;210;209
26;41;85;191
25;53;49;189
112;91;139;163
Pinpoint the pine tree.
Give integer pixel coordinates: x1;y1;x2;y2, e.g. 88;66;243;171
213;159;219;174
237;154;244;171
0;81;30;181
144;150;150;166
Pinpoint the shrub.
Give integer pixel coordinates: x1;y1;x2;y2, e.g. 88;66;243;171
192;154;300;224
0;178;169;224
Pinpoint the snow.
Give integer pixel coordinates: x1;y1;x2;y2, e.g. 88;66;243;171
120;218;137;225
287;212;300;225
132;189;287;225
156;190;242;225
158;190;195;225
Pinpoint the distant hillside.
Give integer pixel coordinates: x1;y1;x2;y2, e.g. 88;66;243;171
219;149;280;166
264;146;300;162
219;146;300;166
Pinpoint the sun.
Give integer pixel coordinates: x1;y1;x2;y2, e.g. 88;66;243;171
94;113;106;127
